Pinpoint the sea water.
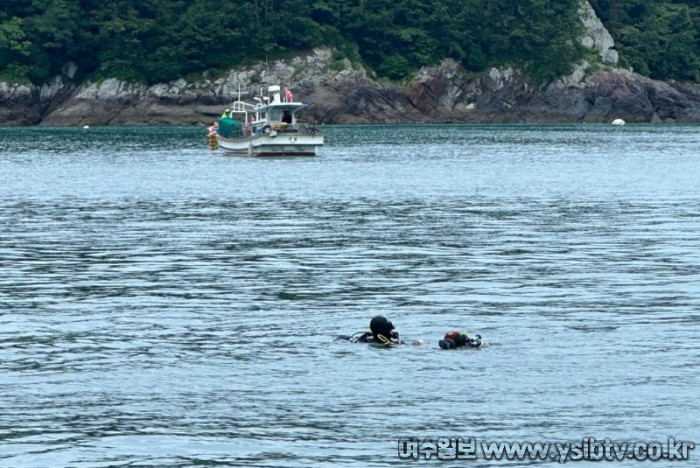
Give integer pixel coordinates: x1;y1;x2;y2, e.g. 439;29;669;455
0;125;699;466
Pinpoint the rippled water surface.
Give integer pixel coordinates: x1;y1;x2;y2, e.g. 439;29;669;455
1;125;699;466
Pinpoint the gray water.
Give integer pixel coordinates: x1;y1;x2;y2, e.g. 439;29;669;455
0;125;698;467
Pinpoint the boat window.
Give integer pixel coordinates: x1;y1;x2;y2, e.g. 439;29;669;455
269;109;282;121
283;111;292;124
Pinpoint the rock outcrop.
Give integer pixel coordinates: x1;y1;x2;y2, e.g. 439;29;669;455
3;48;700;126
1;4;699;126
580;1;619;66
403;60;700;123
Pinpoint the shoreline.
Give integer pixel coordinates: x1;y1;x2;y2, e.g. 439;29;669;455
2;53;700;127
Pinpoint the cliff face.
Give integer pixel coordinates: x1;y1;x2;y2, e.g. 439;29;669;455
1;3;700;126
403;60;700;123
579;1;618;66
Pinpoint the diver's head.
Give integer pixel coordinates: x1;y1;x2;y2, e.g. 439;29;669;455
441;331;467;349
369;316;397;342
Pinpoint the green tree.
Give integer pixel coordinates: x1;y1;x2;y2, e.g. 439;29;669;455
0;16;32;81
591;0;700;80
1;0;698;85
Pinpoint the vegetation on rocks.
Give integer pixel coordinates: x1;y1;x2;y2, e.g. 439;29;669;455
1;0;698;85
589;0;700;81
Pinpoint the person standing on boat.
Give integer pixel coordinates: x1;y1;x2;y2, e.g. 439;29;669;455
221;109;231;119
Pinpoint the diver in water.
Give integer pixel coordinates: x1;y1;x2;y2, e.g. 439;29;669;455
439;331;482;349
339;318;482;348
339;316;401;346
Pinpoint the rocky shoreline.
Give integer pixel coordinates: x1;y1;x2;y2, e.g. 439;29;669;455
2;2;700;126
2;51;699;127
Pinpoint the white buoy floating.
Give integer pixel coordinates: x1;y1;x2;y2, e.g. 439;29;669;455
83;125;90;129
611;119;626;126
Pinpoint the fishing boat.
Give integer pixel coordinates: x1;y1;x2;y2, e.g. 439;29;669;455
208;85;324;156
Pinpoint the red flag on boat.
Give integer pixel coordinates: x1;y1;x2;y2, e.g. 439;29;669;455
285;87;294;102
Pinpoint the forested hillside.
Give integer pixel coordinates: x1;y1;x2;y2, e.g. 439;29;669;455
1;0;698;86
589;0;700;81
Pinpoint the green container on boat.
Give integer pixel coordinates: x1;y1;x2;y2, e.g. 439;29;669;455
217;117;243;138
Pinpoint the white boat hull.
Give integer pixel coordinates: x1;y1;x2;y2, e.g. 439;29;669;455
216;133;324;156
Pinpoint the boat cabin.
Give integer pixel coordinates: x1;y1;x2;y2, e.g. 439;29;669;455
230;85;309;136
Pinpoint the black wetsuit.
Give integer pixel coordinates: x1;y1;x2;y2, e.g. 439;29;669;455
339;316;402;345
439;333;482;349
337;331;402;345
